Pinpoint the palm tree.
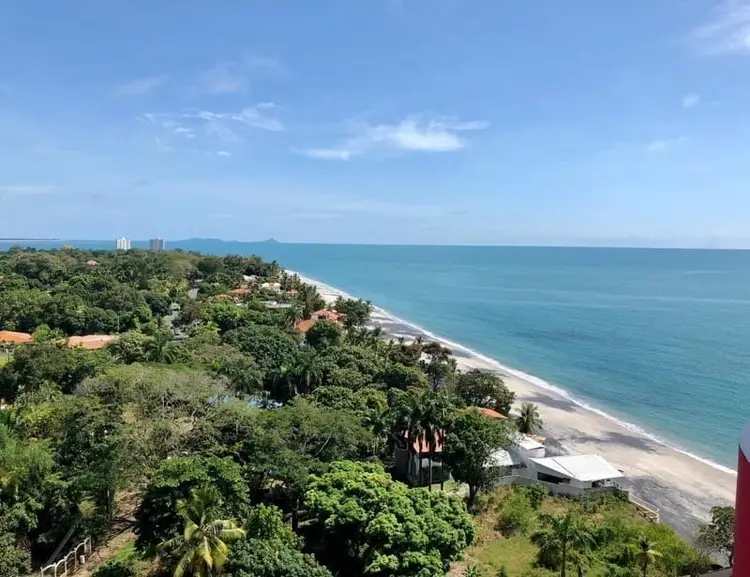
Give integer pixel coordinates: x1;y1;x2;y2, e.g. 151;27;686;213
159;487;246;577
517;402;543;435
532;512;595;577
635;538;661;577
270;364;295;402
283;304;304;330
292;350;324;395
149;328;173;363
421;392;454;490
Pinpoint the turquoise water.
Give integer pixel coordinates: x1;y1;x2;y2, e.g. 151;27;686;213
4;241;749;467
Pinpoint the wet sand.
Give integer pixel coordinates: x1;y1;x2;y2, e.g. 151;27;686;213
294;272;737;538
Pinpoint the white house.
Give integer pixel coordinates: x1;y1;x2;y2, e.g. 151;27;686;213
526;455;624;490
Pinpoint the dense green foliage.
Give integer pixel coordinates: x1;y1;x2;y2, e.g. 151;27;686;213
305;461;476;576
0;248;716;577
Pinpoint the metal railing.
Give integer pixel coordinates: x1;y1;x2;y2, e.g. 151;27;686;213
40;538;92;577
628;494;661;523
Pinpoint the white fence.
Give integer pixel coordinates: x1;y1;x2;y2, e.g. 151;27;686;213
40;538;92;577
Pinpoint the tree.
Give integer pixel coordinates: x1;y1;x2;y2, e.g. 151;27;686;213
305;461;476;577
158;487;245;577
135;455;249;553
698;505;735;566
224;505;332;577
0;342;111;401
305;320;343;350
442;410;515;508
333;297;373;328
222;325;299;374
532;512;595;577
517;402;543;435
635;538;662;577
454;370;516;416
292;350;324;395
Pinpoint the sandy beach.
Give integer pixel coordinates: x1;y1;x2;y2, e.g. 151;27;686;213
293;271;737;538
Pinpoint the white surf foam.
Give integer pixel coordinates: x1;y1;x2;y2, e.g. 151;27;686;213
288;270;738;477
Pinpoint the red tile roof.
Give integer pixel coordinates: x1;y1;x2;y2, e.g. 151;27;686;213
295;319;316;333
312;309;344;321
468;407;507;420
405;430;445;454
66;335;119;350
0;330;32;344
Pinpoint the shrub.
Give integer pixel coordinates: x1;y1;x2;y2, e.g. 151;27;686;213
497;491;535;537
91;559;135;577
522;483;548;510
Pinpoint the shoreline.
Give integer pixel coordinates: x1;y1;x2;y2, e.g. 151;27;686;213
291;270;737;537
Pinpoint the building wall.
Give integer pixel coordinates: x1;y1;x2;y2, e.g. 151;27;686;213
735;423;750;576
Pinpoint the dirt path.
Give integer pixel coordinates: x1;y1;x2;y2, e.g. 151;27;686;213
75;527;135;577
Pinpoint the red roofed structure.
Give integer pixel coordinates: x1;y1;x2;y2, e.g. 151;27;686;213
0;330;32;344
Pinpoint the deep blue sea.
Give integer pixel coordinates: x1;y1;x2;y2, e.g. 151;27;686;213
4;240;749;468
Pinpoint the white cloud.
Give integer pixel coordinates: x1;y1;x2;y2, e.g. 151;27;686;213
113;76;166;96
0;185;59;195
302;115;488;160
140;104;283;151
692;1;750;55
644;137;685;152
682;93;700;108
196;56;280;95
216;151;232;156
173;127;196;139
198;62;247;95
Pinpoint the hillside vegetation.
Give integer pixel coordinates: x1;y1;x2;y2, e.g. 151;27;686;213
0;248;724;577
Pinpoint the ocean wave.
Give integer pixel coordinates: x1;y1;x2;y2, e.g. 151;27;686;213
289;269;738;477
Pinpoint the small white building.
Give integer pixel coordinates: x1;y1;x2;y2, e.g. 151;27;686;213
116;237;131;250
260;281;282;292
527;455;624;490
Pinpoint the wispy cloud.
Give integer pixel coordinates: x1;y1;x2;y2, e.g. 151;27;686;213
644;137;686;153
140;104;283;151
303;115;488;160
198;62;248;95
113;75;167;96
682;93;700;108
692;0;750;55
196;55;281;95
0;185;60;195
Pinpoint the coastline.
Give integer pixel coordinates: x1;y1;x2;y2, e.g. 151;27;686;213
292;270;737;537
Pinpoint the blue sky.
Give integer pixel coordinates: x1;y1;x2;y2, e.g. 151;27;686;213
2;0;750;246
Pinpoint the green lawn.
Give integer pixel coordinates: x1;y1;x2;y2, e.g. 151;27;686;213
454;487;682;577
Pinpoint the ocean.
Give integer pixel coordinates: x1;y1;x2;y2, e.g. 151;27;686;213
4;240;749;469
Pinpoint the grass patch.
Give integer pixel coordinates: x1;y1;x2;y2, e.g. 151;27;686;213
456;487;694;577
474;535;546;576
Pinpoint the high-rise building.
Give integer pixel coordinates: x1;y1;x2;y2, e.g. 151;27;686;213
116;237;131;250
149;238;166;252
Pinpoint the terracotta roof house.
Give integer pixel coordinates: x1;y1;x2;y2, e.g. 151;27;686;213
311;309;345;322
468;406;507;420
0;330;33;344
295;319;316;333
66;335;119;350
394;430;447;487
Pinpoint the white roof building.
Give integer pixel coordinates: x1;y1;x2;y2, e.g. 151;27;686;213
529;455;624;488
